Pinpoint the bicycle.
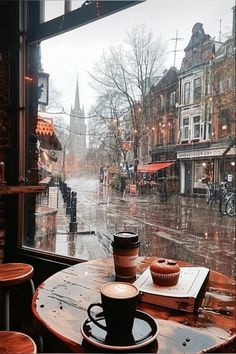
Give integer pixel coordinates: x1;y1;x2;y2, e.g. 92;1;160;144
205;181;233;215
206;181;215;206
218;181;233;215
225;192;236;217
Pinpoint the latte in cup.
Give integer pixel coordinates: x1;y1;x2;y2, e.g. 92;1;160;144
87;282;139;343
112;231;140;279
101;282;139;298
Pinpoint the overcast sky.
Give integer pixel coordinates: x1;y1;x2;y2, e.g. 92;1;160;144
41;0;234;116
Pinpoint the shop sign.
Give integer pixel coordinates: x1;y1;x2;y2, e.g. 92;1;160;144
49;186;58;209
177;147;236;159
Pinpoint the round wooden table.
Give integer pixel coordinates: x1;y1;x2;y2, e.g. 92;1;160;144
31;257;236;353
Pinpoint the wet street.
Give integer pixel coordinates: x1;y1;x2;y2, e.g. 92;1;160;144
56;176;235;280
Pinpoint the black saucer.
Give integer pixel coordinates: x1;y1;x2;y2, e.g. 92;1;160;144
80;310;159;351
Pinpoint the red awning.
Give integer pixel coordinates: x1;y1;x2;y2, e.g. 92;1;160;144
36;117;62;151
36;118;54;136
138;162;174;173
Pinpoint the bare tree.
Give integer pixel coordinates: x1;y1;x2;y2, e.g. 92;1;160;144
43;81;68;142
89;24;167;177
88;92;130;169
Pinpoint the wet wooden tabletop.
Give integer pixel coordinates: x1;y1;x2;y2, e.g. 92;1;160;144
32;257;236;353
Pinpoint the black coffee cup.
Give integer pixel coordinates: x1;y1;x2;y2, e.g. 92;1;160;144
87;282;139;341
112;231;140;279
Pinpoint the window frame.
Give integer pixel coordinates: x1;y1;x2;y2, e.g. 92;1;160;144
181;116;190;141
193;77;202;101
27;1;142;44
18;0;142;262
192;115;201;140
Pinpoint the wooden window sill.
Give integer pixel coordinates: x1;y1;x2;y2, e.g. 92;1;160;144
0;185;46;195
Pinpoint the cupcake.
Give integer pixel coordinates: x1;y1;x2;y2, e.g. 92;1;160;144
150;258;180;286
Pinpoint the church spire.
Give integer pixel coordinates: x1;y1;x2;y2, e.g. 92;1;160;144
74;77;80;112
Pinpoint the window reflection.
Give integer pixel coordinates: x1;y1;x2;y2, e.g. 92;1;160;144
23;1;235;279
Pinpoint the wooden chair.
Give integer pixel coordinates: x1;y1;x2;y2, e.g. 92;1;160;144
0;331;37;353
0;263;34;330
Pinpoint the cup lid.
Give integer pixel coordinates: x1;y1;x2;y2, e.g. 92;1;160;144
112;231;139;248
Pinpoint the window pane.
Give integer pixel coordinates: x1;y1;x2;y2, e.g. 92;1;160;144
183;117;189;125
44;0;64;22
22;0;235;280
193;124;200;138
194;161;213;188
184;82;190;104
193;78;201;100
184;126;189;139
71;0;85;11
193;116;200;124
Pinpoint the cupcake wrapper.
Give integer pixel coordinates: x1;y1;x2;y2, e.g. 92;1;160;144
151;271;180;280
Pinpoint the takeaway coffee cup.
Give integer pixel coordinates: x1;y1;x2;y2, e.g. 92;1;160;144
112;231;140;279
87;282;139;343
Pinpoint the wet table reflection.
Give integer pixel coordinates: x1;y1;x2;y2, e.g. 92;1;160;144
32;257;236;353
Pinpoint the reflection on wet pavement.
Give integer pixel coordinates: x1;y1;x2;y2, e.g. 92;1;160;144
42;177;235;279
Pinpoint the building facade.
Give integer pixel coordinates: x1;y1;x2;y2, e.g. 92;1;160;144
176;18;235;195
148;67;179;165
137;14;235;196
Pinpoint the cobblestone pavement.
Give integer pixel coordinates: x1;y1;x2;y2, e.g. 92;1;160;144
55;176;235;280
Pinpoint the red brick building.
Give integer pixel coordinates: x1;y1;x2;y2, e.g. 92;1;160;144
143;67;179;191
177;17;235;195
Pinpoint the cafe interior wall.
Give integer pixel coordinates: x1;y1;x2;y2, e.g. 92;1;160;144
0;1;70;292
0;4;68;334
0;1;18;265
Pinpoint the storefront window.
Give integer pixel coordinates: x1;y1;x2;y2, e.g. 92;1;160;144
221;159;236;186
194;161;213;188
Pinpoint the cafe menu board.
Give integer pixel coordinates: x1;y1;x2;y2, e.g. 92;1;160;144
134;267;210;312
